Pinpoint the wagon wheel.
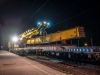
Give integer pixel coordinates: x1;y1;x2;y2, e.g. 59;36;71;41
95;53;100;60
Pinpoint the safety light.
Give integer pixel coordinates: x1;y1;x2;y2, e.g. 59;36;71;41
84;43;88;46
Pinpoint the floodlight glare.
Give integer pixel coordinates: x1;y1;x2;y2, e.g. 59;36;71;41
47;23;50;25
43;21;46;24
38;22;41;25
20;38;23;40
47;23;50;27
12;36;18;42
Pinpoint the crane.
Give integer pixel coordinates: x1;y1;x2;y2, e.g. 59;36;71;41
19;21;50;40
16;21;50;47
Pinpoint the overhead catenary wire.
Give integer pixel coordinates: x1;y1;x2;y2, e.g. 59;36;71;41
17;0;36;32
53;5;100;26
20;0;80;30
22;0;49;27
19;0;79;34
82;19;100;26
17;2;25;31
19;1;99;34
51;0;81;19
22;0;37;19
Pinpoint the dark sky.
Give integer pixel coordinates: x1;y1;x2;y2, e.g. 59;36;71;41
0;0;100;46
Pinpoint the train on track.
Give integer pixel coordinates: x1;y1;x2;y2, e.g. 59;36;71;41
9;45;100;62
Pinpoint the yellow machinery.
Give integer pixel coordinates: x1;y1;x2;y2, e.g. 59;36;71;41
8;21;50;48
19;21;50;40
8;21;85;48
26;26;85;44
18;21;50;47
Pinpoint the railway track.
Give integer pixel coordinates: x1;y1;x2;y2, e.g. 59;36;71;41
25;55;100;75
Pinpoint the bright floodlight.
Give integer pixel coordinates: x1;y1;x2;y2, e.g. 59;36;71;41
12;36;18;42
47;23;50;25
43;21;46;24
47;23;50;27
38;22;41;25
37;22;42;27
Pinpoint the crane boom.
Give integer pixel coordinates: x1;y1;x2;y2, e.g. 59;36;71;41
19;21;49;40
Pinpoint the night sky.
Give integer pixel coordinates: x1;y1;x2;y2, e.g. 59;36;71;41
0;0;100;47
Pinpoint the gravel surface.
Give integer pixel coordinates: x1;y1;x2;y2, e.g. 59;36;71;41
26;55;100;75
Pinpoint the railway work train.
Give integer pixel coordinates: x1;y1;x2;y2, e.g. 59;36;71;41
9;24;100;63
10;45;100;62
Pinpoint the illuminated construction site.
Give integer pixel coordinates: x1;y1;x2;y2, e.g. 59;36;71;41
8;21;100;62
8;21;85;48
